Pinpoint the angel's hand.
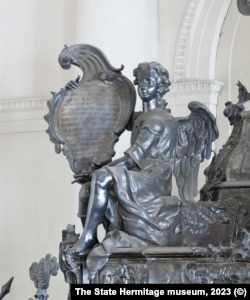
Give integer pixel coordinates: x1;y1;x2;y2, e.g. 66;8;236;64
65;75;81;91
72;171;92;184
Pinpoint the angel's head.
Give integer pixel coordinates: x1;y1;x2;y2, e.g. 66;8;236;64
133;62;171;108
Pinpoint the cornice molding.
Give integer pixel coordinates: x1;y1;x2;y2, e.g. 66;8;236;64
0;97;49;112
0;97;50;134
170;80;224;95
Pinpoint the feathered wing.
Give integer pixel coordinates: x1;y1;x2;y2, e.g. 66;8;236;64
173;101;219;202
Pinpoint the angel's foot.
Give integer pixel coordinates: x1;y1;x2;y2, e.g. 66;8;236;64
69;235;96;255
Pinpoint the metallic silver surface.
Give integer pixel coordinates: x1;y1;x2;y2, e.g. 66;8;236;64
45;45;250;285
237;0;250;15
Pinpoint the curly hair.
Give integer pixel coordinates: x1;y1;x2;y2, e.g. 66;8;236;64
133;61;171;109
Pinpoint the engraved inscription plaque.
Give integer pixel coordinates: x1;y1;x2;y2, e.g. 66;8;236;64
45;44;136;176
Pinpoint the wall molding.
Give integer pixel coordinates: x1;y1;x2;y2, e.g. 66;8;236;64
0;97;49;112
170;79;224;95
174;0;200;81
0;97;50;134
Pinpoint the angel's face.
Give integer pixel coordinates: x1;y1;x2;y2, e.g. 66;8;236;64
137;67;159;102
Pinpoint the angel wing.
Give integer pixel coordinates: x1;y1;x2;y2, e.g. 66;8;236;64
173;101;219;202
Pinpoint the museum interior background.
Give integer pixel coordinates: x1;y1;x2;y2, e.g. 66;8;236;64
0;0;250;298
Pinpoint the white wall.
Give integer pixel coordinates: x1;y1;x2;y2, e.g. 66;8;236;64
0;0;157;299
0;1;78;298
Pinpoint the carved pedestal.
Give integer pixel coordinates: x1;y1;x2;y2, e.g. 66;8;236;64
92;247;250;284
61;246;250;287
59;196;250;289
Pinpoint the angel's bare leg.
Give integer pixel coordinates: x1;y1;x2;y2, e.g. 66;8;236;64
71;168;112;254
78;182;91;228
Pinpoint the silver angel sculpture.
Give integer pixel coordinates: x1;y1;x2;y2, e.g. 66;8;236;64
45;44;220;278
